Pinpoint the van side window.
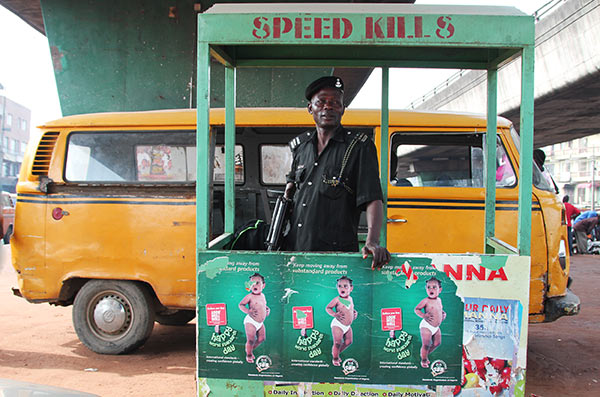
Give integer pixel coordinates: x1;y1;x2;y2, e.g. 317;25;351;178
65;131;246;184
260;144;293;185
65;131;196;183
213;145;245;184
390;132;516;188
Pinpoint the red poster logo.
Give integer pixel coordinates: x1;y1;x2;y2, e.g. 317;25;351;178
381;308;403;331
292;306;314;329
206;303;227;326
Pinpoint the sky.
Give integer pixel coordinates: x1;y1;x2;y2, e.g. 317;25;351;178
0;0;552;130
0;6;60;128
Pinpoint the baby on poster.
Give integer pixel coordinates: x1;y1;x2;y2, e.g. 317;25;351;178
326;276;358;366
239;272;270;363
414;276;446;368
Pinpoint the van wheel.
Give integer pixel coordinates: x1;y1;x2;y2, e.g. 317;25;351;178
155;310;196;326
3;225;12;244
72;280;155;354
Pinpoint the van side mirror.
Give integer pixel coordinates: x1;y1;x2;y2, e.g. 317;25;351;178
38;176;54;193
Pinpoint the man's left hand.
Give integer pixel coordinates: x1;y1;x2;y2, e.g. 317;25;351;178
362;242;391;270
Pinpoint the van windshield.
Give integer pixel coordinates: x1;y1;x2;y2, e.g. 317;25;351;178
390;131;516;188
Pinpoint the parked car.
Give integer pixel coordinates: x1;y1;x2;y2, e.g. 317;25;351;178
0;191;15;244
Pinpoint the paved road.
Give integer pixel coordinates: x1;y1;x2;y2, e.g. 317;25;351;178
1;245;598;396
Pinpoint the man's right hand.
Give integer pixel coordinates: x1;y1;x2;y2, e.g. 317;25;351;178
362;242;391;270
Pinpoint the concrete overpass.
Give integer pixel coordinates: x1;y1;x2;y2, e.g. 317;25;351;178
412;0;600;148
0;0;414;115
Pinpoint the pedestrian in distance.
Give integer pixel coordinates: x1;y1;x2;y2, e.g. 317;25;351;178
573;215;599;255
573;210;598;226
563;195;580;254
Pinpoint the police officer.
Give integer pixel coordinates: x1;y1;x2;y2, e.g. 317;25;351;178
284;76;391;269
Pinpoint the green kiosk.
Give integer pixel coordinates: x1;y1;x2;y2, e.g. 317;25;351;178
196;4;534;396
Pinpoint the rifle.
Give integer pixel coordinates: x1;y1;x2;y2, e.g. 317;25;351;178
265;195;292;251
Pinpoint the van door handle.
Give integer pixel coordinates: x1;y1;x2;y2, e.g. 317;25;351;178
387;218;407;223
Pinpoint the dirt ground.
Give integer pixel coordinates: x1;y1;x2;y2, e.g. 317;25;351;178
524;254;600;396
0;245;598;397
0;244;196;397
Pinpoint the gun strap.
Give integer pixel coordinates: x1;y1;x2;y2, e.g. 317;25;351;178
322;132;367;195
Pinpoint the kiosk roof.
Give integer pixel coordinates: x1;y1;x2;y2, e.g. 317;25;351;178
204;3;526;17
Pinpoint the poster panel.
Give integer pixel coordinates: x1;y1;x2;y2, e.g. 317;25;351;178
197;253;530;396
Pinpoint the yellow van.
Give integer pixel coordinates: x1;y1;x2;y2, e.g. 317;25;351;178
12;108;579;354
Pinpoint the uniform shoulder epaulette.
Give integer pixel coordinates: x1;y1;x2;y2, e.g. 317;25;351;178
289;131;313;151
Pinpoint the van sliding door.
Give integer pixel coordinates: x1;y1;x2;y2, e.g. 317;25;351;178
386;130;521;254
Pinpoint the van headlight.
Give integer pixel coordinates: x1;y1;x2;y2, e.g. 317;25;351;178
558;240;567;270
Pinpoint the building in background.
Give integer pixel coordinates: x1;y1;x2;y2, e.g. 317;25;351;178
543;134;600;211
0;84;30;192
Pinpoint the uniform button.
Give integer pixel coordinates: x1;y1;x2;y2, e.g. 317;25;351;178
298;223;303;228
308;181;313;186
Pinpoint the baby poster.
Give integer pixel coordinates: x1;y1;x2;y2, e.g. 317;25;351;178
197;253;462;385
282;255;375;383
197;255;285;380
371;258;463;385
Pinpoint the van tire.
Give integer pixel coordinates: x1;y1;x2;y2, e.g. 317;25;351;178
3;225;12;244
72;280;155;355
155;310;196;326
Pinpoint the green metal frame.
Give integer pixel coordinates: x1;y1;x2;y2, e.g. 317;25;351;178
380;67;390;247
196;4;535;256
196;5;535;394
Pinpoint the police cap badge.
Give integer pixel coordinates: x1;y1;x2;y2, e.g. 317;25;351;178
305;76;345;101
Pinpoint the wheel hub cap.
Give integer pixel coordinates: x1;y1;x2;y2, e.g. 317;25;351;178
93;296;127;334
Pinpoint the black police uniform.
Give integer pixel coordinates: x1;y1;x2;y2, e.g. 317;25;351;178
285;125;383;252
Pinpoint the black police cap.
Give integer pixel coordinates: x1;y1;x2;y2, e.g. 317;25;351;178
305;76;344;101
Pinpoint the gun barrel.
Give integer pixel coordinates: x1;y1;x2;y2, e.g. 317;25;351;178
266;196;291;251
266;199;283;244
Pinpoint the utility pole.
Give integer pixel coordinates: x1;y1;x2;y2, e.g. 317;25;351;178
592;148;596;212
